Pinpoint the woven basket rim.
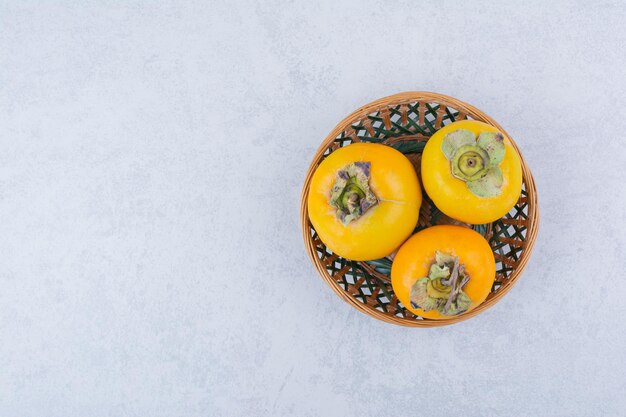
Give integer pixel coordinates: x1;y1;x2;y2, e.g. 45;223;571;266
300;91;539;327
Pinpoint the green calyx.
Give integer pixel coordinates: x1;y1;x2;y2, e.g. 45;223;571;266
409;251;472;316
441;129;506;198
330;162;378;225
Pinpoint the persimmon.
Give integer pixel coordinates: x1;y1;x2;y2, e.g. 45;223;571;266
307;143;421;261
421;120;522;224
391;225;495;319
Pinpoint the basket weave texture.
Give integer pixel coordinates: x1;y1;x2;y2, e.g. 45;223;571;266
300;92;539;327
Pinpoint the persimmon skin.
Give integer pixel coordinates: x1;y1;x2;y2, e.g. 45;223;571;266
421;120;523;224
307;143;421;261
391;225;495;319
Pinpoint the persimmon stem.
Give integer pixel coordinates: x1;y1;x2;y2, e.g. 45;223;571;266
329;162;378;225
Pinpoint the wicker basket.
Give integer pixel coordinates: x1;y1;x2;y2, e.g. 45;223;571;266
300;92;539;327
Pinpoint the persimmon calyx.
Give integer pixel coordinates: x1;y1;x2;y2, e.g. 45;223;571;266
329;162;378;225
441;129;505;198
409;251;472;316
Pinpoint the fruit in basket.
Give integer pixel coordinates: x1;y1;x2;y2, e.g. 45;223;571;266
421;120;522;224
391;225;495;319
307;143;421;261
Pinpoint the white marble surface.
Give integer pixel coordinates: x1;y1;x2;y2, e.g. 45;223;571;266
1;1;625;416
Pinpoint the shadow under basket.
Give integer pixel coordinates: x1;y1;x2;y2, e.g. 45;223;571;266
300;92;539;327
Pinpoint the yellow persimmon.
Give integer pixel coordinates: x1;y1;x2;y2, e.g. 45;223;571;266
391;225;495;319
421;120;522;224
307;143;421;261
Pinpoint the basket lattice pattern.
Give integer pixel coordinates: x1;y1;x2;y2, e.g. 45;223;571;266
301;92;538;327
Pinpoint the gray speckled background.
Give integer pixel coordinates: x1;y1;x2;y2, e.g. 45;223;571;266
1;1;625;416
